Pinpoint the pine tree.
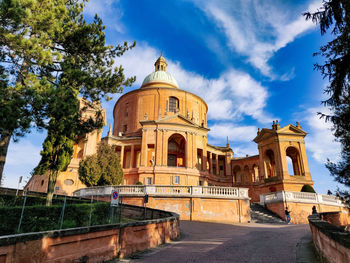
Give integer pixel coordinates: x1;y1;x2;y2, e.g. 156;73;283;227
33;1;134;205
0;0;69;183
304;0;350;198
1;0;135;205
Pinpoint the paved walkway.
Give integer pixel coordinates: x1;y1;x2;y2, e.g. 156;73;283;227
117;221;319;263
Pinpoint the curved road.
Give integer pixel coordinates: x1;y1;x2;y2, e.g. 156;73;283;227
118;221;318;263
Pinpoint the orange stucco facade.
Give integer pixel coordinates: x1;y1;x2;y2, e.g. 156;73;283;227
25;56;315;202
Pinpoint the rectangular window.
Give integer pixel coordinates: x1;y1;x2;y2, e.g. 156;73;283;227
147;177;152;185
169;97;179;112
125;103;129;117
174;176;180;184
123;125;127;132
197;149;203;170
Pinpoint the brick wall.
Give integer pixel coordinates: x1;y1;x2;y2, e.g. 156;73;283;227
308;214;350;263
0;205;179;263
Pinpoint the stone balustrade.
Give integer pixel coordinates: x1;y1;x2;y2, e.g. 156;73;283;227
74;185;249;199
260;191;344;207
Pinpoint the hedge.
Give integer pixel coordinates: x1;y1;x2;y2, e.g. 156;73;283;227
0;194;89;207
301;184;316;193
0;202;119;236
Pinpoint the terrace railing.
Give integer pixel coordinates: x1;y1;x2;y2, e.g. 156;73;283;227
260;191;344;207
73;185;249;199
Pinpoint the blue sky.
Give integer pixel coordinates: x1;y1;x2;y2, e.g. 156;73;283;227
3;0;343;194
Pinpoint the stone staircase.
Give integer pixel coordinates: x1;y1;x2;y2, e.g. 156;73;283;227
250;203;285;224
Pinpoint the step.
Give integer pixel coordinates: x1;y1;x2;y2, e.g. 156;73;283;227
250;203;284;224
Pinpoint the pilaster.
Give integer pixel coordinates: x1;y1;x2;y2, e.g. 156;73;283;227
130;145;135;168
120;145;125;168
141;129;148;167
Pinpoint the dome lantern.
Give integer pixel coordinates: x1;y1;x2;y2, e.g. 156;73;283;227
141;56;178;89
155;55;167;71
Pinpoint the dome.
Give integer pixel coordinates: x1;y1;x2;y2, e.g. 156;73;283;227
141;56;179;89
141;71;179;88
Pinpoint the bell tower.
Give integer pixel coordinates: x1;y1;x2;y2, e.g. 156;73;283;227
253;121;314;192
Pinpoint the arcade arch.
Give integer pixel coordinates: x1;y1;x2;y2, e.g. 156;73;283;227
264;149;276;178
252;164;259;182
167;133;186;167
286;146;302;176
233;165;242;183
243;165;250;183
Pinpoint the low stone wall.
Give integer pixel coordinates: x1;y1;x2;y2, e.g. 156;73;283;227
122;196;250;223
308;214;350;263
0;204;179;263
75;185;251;224
319;211;350;228
266;201;346;224
260;191;347;224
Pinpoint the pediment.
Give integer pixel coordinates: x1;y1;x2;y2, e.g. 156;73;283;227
139;113;209;130
157;113;198;126
253;124;307;143
253;128;275;143
277;124;307;136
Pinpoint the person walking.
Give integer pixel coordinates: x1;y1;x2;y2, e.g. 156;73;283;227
285;207;291;224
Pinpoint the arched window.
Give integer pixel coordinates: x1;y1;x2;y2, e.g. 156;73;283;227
169;97;179;113
167;133;186;167
233;165;242;183
286;147;302;175
252;164;259;182
244;166;250;183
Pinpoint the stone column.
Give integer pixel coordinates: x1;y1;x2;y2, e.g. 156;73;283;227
215;154;219;176
276;143;286;179
140;129;148;167
298;141;308;176
192;133;197;169
209;152;213;174
120;145;125;168
130;144;135;168
225;154;231;176
155;129;162;166
186;132;191;168
203;136;207;171
258;146;265;180
162;130;168;166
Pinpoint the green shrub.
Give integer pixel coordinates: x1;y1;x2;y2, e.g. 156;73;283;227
0;194;89;207
301;184;316;193
0;202;113;236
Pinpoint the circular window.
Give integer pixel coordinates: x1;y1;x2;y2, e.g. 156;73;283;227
64;179;74;186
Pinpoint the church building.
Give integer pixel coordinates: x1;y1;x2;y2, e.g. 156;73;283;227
25;56;314;202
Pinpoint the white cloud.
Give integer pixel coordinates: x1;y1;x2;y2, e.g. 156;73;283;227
232;143;259;157
303;107;341;163
209;123;257;142
116;43;275;123
193;0;320;79
84;0;124;33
